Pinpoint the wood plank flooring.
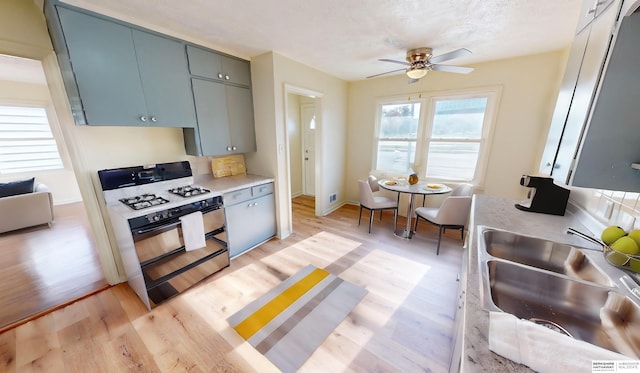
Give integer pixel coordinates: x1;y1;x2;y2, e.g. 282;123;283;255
0;196;464;372
0;202;108;331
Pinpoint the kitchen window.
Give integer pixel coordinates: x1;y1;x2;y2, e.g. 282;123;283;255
374;100;424;173
0;105;64;174
374;87;500;185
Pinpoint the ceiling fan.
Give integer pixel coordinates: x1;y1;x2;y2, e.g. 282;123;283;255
367;47;474;82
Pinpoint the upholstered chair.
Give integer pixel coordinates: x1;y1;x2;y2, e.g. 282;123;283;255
358;180;398;233
413;183;474;254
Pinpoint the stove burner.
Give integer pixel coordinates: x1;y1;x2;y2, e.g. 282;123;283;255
119;194;169;210
168;185;210;198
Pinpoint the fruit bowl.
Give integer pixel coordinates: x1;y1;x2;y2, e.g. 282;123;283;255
603;245;640;274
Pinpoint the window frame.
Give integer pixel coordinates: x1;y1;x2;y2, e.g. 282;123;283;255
0;100;69;176
373;86;501;187
372;96;427;175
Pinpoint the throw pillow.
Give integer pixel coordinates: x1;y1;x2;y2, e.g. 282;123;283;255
0;177;35;198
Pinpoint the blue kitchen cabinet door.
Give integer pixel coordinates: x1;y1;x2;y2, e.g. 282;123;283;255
226;84;256;154
185;79;256;156
186;45;251;87
56;7;196;127
188;78;231;156
133;30;196;128
224;191;276;258
57;7;147;126
571;11;640;192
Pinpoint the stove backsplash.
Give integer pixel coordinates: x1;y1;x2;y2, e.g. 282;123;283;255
98;161;193;191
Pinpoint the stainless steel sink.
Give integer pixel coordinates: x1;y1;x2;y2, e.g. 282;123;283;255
485;259;617;349
478;226;640;357
481;227;613;287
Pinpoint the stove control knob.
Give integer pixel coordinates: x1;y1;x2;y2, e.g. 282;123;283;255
153;215;160;222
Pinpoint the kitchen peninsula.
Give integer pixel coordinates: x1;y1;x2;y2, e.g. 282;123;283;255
458;194;638;372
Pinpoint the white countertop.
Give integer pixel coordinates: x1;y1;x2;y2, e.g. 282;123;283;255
461;194;637;372
106;173;274;220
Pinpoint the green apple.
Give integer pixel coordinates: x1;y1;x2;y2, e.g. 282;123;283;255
601;226;627;245
627;229;640;247
610;236;640;255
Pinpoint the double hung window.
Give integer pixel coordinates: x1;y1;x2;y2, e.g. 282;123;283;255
373;88;500;185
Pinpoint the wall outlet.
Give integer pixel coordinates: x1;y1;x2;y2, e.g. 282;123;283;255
329;193;337;203
603;200;614;220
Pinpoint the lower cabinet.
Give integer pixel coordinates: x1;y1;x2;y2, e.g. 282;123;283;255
223;183;276;258
449;247;468;373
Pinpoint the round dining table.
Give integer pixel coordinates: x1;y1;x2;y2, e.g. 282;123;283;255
378;179;452;239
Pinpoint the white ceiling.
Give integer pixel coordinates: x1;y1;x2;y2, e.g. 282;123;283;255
58;0;583;81
2;0;583;84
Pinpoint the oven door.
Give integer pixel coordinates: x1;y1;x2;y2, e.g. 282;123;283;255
131;208;228;308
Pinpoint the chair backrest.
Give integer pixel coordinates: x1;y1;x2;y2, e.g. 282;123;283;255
451;183;474;197
358;180;375;207
434;196;473;226
367;175;380;192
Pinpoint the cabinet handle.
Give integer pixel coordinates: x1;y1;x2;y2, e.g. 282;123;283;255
218;73;223;79
225;75;230;80
227;146;232;151
150;116;157;123
140;116;148;122
232;146;237;151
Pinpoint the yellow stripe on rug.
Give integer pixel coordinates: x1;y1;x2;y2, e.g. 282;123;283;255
233;268;330;339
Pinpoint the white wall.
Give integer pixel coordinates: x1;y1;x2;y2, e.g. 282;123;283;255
346;50;567;203
248;52;348;238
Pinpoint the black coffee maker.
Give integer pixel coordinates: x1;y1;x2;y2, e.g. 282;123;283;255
515;175;570;216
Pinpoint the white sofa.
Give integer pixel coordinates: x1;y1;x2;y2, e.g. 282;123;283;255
0;183;54;234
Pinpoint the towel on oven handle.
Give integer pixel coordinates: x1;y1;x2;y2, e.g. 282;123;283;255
179;211;206;251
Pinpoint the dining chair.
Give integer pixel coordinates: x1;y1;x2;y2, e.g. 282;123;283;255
413;183;474;254
358;180;398;233
367;175;380;193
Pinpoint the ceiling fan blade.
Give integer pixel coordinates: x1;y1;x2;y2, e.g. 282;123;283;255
378;58;410;66
431;64;474;74
429;48;472;64
366;68;406;79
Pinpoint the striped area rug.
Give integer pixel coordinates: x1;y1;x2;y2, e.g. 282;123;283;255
227;265;368;372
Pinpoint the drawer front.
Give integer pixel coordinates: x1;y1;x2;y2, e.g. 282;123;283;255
223;187;252;205
252;182;273;198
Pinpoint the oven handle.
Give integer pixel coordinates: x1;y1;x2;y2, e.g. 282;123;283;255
133;220;181;236
131;205;222;238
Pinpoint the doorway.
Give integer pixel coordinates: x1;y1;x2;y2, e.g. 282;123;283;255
287;95;317;198
0;54;107;329
285;90;321;216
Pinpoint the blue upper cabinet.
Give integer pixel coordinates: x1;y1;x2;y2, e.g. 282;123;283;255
49;4;196;127
186;45;251;87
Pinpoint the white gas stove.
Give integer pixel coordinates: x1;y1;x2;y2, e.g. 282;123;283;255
98;161;229;309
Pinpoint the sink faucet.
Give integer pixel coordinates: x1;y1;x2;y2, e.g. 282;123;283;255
566;227;605;252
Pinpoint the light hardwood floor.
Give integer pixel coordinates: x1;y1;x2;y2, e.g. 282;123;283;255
0;202;108;331
0;196;464;372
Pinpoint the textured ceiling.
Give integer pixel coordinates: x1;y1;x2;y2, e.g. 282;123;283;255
3;1;584;83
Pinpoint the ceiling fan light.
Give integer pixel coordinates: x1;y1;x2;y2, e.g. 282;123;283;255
406;69;427;79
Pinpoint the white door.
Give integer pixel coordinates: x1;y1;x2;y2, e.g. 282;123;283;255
301;103;316;196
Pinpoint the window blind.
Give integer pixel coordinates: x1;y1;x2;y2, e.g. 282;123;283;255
0;106;64;174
